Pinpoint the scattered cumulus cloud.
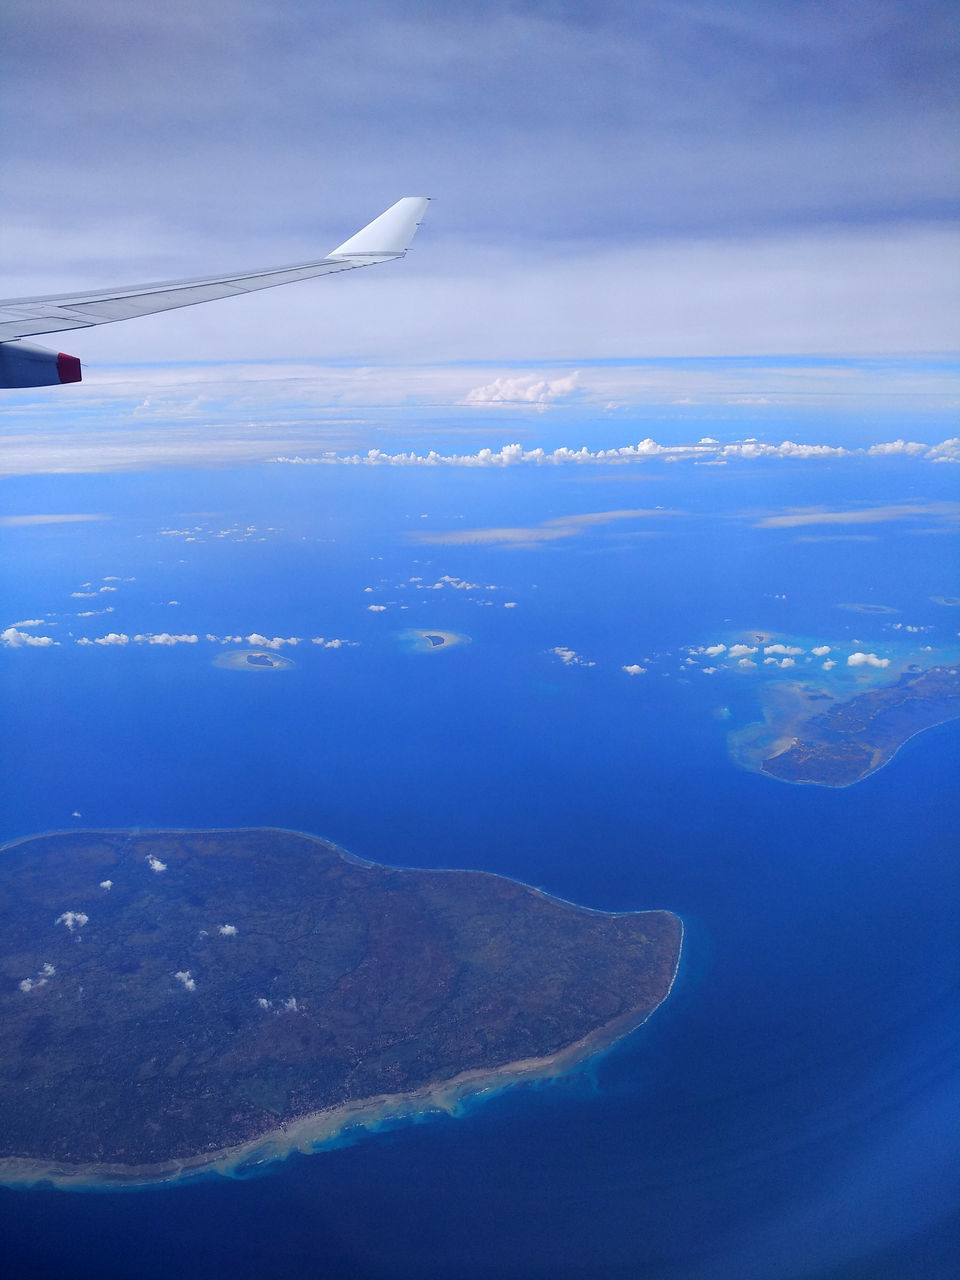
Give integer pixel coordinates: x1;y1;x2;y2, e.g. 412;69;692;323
56;911;89;931
811;645;832;656
100;880;113;890
244;633;300;648
550;646;595;667
727;643;758;659
1;626;58;647
764;643;804;656
848;651;890;668
367;604;387;612
218;924;238;937
174;970;196;992
622;664;647;675
702;643;727;657
461;372;580;411
146;855;167;873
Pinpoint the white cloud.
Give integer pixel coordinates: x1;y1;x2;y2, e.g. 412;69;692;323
0;514;107;526
146;855;167;872
256;997;271;1009
9;618;44;628
504;601;517;608
764;644;804;656
622;664;647;675
848;651;890;668
133;633;199;645
728;644;758;658
822;659;837;670
1;626;58;647
738;658;758;670
93;632;130;646
55;911;89;931
551;646;595;667
77;607;115;617
71;592;98;598
367;604;387;612
41;963;55;977
283;996;299;1012
218;924;238;937
461;372;580;411
702;643;727;657
100;880;113;890
244;633;300;648
174;970;196;992
811;645;832;656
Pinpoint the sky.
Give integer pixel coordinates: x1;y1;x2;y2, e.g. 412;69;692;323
0;0;958;460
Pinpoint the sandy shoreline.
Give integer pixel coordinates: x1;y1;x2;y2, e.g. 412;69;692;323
0;828;683;1191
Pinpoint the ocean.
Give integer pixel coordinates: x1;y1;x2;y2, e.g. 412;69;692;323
1;449;958;1278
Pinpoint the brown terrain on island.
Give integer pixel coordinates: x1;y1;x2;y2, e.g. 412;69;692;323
761;664;960;787
0;829;681;1185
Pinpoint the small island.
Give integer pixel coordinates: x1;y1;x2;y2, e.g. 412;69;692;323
0;829;681;1187
760;664;960;786
213;649;294;672
401;629;470;653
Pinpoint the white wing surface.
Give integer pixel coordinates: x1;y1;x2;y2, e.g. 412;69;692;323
0;197;429;343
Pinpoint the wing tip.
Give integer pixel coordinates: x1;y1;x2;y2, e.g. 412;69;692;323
329;196;431;260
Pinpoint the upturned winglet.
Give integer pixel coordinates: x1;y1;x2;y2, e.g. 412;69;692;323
329;196;430;260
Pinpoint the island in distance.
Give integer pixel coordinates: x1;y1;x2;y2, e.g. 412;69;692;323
0;829;682;1187
756;664;960;787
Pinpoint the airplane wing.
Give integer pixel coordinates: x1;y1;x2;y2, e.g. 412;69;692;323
0;197;429;386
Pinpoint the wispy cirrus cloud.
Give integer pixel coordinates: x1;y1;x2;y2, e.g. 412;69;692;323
413;508;674;548
755;502;960;529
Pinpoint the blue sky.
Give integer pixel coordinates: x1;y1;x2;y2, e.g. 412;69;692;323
0;0;957;452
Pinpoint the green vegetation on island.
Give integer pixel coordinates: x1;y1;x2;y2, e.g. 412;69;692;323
0;829;681;1186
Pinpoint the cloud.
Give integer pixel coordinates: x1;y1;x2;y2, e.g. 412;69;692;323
848;651;890;668
811;645;832;656
0;514;107;526
133;632;199;645
461;372;580;411
55;911;89;931
1;626;58;647
822;659;837;670
100;880;113;890
738;658;758;670
414;507;672;548
763;656;796;668
146;855;167;872
173;970;196;992
728;644;758;658
756;502;960;529
311;636;354;647
622;664;647;675
282;996;299;1012
77;607;115;617
244;633;300;648
702;643;727;657
91;632;130;646
764;643;804;656
367;604;387;612
218;924;238;936
550;646;595;667
9;618;44;628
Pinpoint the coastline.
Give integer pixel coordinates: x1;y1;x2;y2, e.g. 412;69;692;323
0;920;682;1191
0;828;683;1191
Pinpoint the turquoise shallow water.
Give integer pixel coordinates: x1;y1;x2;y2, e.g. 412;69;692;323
1;456;958;1278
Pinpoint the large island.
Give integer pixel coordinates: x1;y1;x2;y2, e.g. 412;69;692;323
0;829;682;1187
760;664;960;786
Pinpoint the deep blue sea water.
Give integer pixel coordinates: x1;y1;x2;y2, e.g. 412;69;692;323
1;454;958;1278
